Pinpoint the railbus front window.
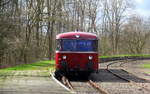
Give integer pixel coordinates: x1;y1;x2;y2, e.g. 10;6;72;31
62;39;76;51
59;39;98;52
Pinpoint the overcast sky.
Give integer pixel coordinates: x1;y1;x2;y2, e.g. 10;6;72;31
134;0;150;16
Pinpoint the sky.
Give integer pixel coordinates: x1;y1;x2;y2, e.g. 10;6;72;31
134;0;150;17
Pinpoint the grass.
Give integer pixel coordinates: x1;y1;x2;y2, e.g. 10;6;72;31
1;54;149;70
0;54;150;76
0;60;55;76
142;63;150;69
100;54;150;58
0;60;55;71
141;62;150;75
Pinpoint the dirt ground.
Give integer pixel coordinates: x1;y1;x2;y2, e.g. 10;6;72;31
0;73;71;94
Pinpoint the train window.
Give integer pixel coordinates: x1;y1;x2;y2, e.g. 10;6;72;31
56;39;61;51
77;40;97;51
62;40;76;51
61;39;97;52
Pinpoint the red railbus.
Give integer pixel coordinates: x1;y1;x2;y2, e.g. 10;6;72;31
55;32;98;78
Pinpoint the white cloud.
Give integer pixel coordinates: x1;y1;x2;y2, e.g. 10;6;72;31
135;8;150;17
135;0;144;3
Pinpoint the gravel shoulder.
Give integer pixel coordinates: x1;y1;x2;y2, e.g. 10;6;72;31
0;71;72;94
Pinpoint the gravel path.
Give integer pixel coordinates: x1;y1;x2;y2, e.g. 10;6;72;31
0;75;71;94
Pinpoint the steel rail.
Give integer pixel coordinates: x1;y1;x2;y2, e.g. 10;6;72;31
60;75;109;94
88;80;109;94
106;60;150;92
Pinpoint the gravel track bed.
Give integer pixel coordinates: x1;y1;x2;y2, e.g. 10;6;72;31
94;59;150;94
64;59;150;94
98;82;150;94
66;59;150;94
71;81;99;94
89;69;150;94
90;69;127;82
108;69;150;83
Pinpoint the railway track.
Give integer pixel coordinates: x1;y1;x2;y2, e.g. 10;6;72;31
52;59;150;94
106;60;150;92
60;75;109;94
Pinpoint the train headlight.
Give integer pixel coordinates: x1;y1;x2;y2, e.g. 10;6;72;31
62;56;67;59
88;56;93;60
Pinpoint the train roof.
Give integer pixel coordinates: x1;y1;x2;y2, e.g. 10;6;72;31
56;32;97;39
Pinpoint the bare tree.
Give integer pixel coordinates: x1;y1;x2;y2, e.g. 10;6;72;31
122;16;150;54
100;0;132;54
1;0;150;69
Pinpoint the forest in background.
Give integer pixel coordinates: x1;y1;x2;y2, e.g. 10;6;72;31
0;0;150;68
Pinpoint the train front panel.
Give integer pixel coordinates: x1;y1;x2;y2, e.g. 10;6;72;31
55;52;98;72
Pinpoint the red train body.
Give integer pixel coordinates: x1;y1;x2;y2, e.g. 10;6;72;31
55;32;99;77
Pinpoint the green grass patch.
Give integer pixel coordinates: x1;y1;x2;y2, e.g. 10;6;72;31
0;60;55;71
100;54;150;58
142;63;150;69
0;60;55;76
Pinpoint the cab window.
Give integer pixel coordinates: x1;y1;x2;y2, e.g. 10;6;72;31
57;39;98;52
